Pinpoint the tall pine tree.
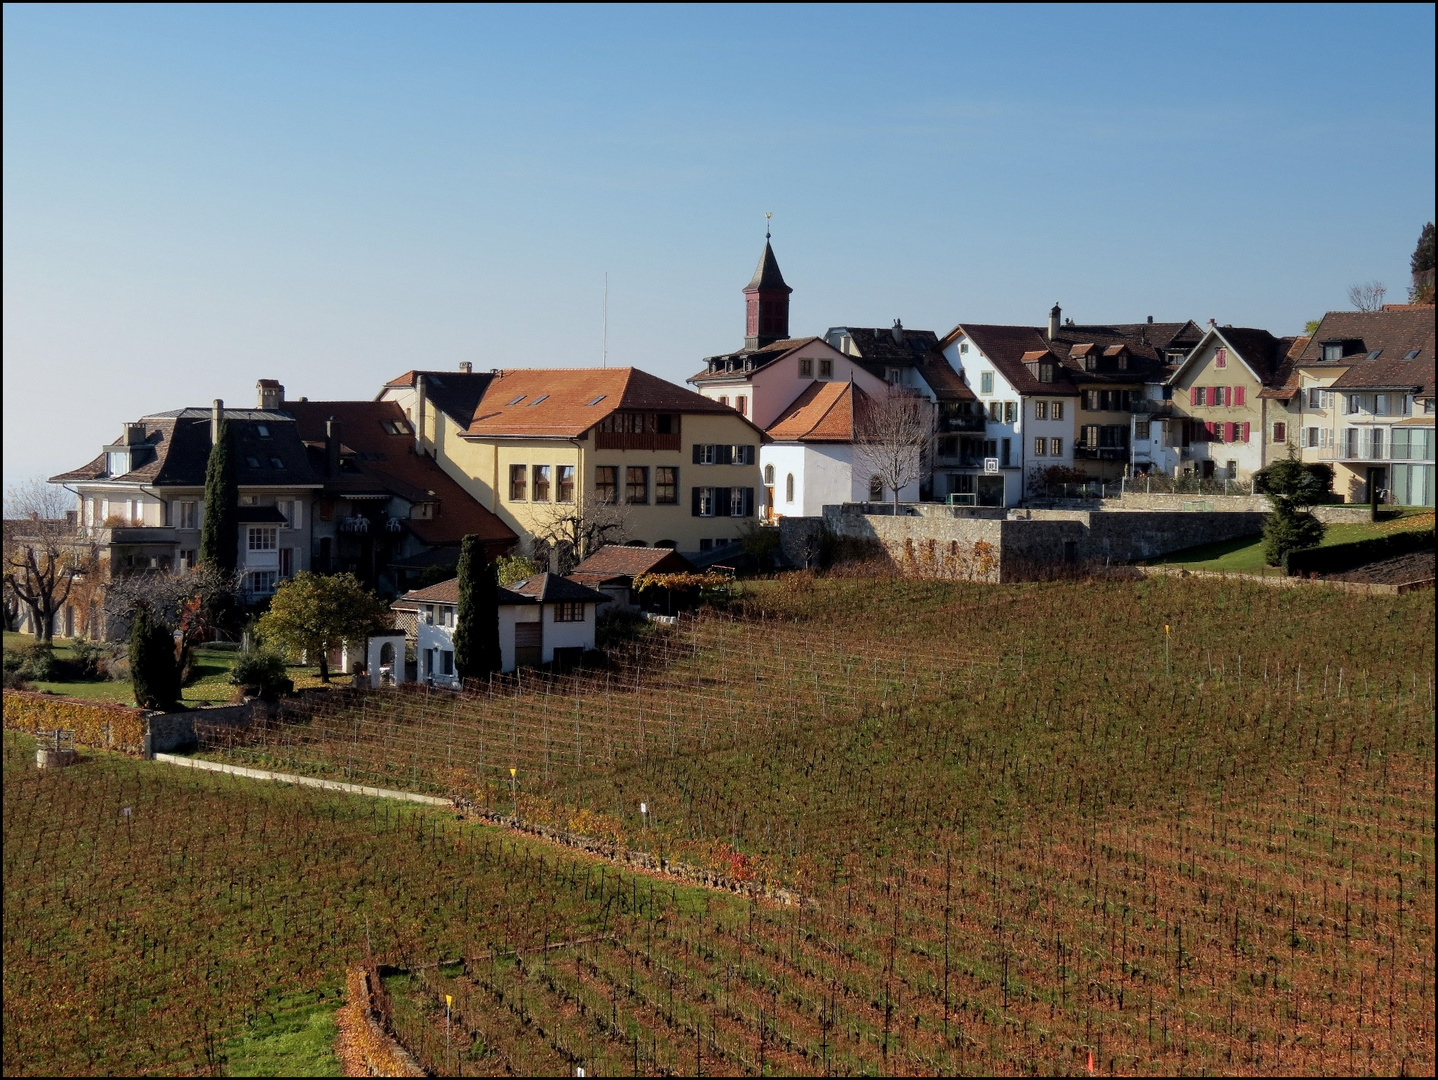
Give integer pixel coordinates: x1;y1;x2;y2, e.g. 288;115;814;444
453;535;501;681
129;607;181;710
200;419;239;571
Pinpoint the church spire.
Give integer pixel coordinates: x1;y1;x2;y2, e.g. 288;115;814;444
743;218;792;350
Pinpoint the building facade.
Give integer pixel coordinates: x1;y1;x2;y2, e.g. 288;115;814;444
380;367;765;558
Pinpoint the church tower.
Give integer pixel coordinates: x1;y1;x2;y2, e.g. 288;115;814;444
743;234;792;350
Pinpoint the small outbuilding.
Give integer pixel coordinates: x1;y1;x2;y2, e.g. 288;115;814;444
568;545;698;613
393;572;609;685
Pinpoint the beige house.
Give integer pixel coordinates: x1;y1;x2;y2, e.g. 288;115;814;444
1270;309;1436;505
379;366;765;559
1163;326;1296;481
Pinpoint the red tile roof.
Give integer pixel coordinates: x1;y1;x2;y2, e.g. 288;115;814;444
463;367;751;439
569;545;695;578
765;381;868;441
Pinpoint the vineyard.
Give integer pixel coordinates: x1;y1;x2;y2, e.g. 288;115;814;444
4;572;1435;1074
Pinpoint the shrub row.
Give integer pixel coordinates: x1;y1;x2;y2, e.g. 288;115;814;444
1284;526;1436;577
2;690;148;754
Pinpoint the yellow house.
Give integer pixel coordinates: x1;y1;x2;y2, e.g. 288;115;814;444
379;366;765;559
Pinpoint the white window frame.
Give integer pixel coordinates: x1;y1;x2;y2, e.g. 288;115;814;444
248;526;278;551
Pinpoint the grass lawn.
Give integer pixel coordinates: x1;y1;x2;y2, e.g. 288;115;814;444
221;991;345;1077
3;631;329;706
1147;506;1435;572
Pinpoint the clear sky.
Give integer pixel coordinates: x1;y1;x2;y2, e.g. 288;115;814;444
4;3;1434;487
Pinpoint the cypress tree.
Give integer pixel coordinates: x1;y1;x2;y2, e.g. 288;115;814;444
453;535;501;681
130;608;181;710
200;419;239;571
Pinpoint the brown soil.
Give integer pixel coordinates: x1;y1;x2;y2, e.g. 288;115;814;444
1328;548;1436;584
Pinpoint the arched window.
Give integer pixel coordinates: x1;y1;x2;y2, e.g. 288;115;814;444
869;475;884;500
764;464;775;485
785;474;795;503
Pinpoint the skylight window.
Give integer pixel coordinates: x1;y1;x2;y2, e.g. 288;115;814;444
270;457;286;469
587;395;606;406
1367;349;1383;361
507;395;526;406
245;456;261;468
255;424;271;438
1404;349;1421;361
528;394;549;406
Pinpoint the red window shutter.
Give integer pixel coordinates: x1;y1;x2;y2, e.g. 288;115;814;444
1189;386;1199;406
1205;421;1216;441
1234;386;1246;407
1242;421;1251;442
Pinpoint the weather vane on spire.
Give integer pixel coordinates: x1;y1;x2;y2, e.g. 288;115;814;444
765;211;772;240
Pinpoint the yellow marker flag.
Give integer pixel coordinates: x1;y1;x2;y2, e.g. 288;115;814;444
446;994;453;1008
510;767;517;777
1164;624;1170;634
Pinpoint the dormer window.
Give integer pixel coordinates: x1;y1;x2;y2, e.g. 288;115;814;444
1085;355;1097;372
1039;363;1055;384
107;451;129;476
1321;343;1343;362
1117;356;1128;371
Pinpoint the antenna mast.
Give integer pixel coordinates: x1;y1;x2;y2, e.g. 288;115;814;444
602;271;608;368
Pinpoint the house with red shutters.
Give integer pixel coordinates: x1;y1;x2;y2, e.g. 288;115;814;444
1159;324;1299;481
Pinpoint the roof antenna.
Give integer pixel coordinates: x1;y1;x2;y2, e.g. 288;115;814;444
602;271;608;369
765;211;772;240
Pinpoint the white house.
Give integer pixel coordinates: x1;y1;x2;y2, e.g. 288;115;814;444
761;381;923;515
395;572;609;684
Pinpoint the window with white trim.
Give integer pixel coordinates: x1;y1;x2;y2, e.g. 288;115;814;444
248;527;277;551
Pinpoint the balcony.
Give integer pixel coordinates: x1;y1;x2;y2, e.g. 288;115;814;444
594;431;683;452
92;525;179;546
940;414;987;433
1073;446;1129;461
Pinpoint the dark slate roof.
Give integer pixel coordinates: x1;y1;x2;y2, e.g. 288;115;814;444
745;241;792;294
690;337;830;384
284;398;516;547
379;370;499;425
508;572;611;605
569;545;696;579
826;326;978;402
49;410;320;487
1213;327;1292;385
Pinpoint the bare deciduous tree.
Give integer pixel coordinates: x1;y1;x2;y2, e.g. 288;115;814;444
1347;281;1387;312
527;499;629;574
3;480;95;642
104;562;241;677
852;386;935;513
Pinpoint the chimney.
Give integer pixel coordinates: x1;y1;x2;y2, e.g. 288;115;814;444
211;399;224;445
1146;315;1154;324
1048;304;1061;341
325;417;342;478
124;423;146;446
257;380;284;410
1208;318;1216;328
891;319;904;345
415;374;428;454
458;361;472;374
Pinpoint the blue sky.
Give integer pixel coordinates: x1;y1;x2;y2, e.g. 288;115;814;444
4;3;1434;485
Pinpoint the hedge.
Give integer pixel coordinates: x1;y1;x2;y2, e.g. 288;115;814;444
2;690;148;755
1284;527;1436;577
